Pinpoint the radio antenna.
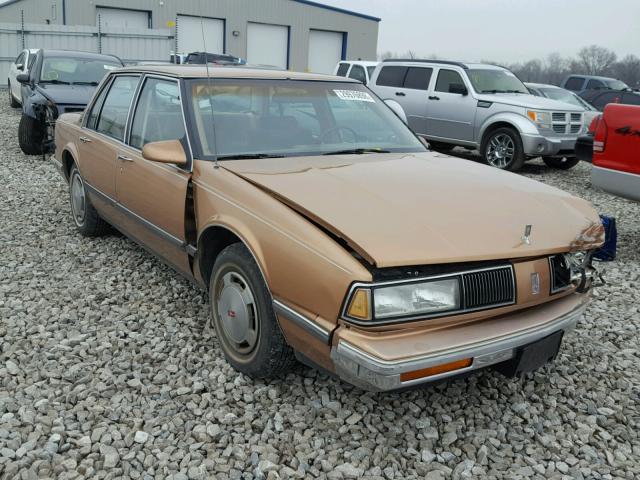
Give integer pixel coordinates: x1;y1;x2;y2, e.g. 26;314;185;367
199;0;219;167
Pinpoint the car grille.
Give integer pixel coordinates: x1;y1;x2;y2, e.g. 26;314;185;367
462;266;515;310
551;111;583;135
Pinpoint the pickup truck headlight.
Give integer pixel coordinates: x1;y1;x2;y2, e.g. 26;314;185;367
527;110;551;129
346;278;461;321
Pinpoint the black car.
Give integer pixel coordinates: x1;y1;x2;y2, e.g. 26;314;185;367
579;88;640;111
16;49;123;155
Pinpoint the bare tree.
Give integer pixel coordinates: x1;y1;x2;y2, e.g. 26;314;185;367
577;45;617;76
613;54;640;88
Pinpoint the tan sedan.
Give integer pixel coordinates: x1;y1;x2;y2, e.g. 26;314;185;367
52;65;603;391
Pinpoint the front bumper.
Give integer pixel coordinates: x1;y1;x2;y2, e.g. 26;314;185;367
331;296;586;391
521;133;578;157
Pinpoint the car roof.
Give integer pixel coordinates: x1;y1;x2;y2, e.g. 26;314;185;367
340;60;379;66
525;82;562;90
41;49;121;62
381;59;505;70
114;64;361;81
568;74;617;81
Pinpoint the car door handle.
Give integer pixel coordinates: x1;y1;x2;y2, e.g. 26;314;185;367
395;91;406;97
428;96;440;101
117;154;133;162
79;136;92;143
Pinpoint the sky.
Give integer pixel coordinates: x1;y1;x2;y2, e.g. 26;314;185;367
321;0;640;63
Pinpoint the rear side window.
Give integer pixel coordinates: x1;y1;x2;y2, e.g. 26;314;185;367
376;66;408;87
95;75;139;141
348;65;367;83
403;67;433;90
86;80;112;130
435;69;465;93
336;63;349;76
130;78;186;149
564;77;584;91
586;79;605;90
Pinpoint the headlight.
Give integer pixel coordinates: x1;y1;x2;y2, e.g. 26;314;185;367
526;110;551;129
346;278;461;321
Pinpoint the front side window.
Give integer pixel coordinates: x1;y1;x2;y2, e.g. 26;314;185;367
466;68;528;94
435;69;466;93
376;66;408;87
348;65;367;83
188;79;425;159
40;55;121;84
336;63;349;76
15;52;25;67
130;78;186;149
95;76;139;141
605;79;628;90
564;77;584;91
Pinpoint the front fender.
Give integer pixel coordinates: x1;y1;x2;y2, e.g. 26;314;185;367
478;111;540;141
21;88;48;119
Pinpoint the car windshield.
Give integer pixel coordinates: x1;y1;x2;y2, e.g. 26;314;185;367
188;79;425;159
540;88;594;110
604;79;628;90
40;56;121;84
467;68;528;94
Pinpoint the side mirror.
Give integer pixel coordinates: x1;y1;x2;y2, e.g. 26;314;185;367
449;83;468;95
142;139;187;166
16;73;30;84
384;99;408;124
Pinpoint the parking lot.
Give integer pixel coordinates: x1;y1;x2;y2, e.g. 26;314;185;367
1;96;639;479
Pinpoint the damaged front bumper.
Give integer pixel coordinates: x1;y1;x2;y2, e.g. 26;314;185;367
330;296;587;392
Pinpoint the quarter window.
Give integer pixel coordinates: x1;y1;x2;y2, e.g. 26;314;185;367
435;69;465;93
95;75;139;141
348;65;367;83
376;66;408;87
130;78;185;150
403;67;433;91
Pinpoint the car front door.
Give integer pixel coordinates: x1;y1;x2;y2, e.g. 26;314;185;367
115;75;193;277
426;68;476;142
79;74;140;224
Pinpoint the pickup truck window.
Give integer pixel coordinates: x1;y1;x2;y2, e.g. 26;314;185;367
348;65;367;83
130;78;186;149
96;75;139;142
586;79;605;90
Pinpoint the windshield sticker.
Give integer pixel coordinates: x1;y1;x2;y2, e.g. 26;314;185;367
333;89;375;102
104;65;118;70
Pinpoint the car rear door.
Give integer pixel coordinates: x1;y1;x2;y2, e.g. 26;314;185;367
115;75;193;277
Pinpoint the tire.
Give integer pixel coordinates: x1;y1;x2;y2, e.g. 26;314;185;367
8;81;20;108
542;156;580;170
18;114;45;155
428;141;455;152
68;165;110;237
482;127;526;172
209;243;296;378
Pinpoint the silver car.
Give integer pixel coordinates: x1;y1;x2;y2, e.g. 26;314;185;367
369;59;587;171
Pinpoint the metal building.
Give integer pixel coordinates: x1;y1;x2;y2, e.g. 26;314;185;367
0;0;380;73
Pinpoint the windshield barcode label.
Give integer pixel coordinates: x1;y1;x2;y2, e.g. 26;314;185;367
333;90;375;102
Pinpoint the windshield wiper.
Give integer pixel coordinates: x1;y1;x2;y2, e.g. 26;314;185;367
323;148;390;155
40;79;71;85
216;153;286;160
72;81;99;86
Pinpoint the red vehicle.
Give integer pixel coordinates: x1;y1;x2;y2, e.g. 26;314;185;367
576;104;640;201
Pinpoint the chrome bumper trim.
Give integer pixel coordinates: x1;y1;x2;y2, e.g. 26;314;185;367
331;302;586;391
273;300;331;343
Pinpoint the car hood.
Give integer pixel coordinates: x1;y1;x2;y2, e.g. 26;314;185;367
222;152;603;267
476;93;585;111
36;83;96;105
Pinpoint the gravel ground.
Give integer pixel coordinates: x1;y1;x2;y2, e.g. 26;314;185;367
1;99;639;480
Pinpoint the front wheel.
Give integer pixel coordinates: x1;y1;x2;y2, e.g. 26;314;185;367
18;114;45;155
69;165;110;236
542;156;580;170
209;243;296;378
482;127;525;171
8;81;20;108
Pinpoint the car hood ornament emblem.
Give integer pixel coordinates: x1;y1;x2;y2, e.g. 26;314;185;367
522;224;532;245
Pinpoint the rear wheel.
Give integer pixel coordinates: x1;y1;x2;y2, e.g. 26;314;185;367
482;127;525;171
18;114;45;155
69;165;110;236
209;243;296;378
8;81;19;108
542;156;580;170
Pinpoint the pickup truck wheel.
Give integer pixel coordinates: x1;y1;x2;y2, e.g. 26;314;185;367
209;243;296;378
18;114;45;155
482;128;525;171
542;156;580;170
69;165;110;236
8;81;19;108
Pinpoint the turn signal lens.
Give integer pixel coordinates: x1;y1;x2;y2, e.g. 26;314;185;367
400;358;473;382
527;110;538;121
346;288;371;320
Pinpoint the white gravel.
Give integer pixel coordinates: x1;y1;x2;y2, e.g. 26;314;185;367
1;101;639;479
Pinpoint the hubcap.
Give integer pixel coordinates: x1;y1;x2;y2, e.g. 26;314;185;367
215;271;258;355
486;133;515;168
70;173;86;226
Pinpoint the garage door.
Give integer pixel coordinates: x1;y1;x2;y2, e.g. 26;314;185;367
177;15;224;54
96;8;150;30
247;22;288;69
308;30;344;74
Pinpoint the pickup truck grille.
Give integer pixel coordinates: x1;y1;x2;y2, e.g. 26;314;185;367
462;266;515;310
551;111;583;135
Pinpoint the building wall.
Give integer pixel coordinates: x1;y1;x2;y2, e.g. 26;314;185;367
0;0;379;71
